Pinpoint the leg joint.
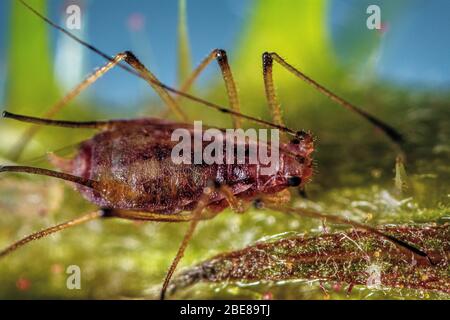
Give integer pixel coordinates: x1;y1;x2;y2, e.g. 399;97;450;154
262;52;274;72
100;208;115;218
213;49;228;62
122;50;144;69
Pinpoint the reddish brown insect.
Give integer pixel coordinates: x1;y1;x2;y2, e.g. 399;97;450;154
0;0;431;300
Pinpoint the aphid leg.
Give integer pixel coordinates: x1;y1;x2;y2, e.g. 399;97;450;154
264;203;432;264
8;53;126;160
262;53;285;129
0;210;103;259
259;189;292;207
160;187;214;300
8;51;188;161
100;208;218;223
18;0;299;137
176;49;242;128
217;184;247;213
122;51;188;121
263;52;405;152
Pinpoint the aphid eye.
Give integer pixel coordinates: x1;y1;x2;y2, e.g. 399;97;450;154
287;176;302;187
296;130;308;140
291;138;301;145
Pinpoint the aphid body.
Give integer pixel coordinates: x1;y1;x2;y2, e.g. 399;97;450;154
55;118;313;214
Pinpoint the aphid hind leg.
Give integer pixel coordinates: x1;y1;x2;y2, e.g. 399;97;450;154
264;52;405;152
176;49;242;128
0;210;103;259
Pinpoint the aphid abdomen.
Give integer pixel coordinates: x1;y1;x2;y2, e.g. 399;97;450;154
67;126;205;213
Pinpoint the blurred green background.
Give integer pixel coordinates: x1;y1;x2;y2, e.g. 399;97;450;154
0;0;448;299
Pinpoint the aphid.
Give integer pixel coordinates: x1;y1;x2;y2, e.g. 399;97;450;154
0;0;431;300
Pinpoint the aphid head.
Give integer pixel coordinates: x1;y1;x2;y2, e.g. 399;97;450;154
282;130;314;188
289;130;314;157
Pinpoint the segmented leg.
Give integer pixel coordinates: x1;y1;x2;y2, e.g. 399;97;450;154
176;49;242;128
262;52;404;150
217;184;247;213
15;0;303;138
0;200;219;263
102;208;219;223
258;189;292;207
262;53;285;128
160;187;214;300
0;211;102;259
8;51;187;160
123;51;187;121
